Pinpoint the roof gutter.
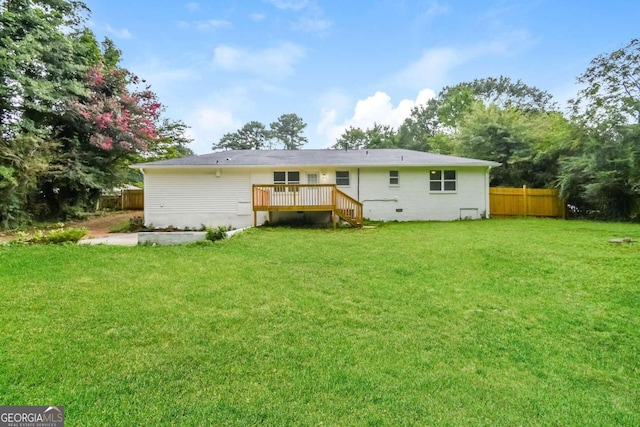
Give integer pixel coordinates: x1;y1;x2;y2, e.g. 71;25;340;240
129;162;500;170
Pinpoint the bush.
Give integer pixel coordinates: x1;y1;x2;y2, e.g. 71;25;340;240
26;226;88;244
205;226;228;242
42;227;88;244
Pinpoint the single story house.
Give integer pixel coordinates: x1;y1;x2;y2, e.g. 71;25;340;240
130;149;500;229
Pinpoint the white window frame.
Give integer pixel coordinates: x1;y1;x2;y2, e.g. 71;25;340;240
336;170;350;186
429;169;456;193
389;170;399;186
274;171;300;191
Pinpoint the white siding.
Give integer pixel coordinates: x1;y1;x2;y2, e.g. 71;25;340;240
143;168;255;229
253;166;489;221
357;167;489;221
142;165;491;228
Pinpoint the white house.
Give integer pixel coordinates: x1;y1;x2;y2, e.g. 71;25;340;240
130;149;500;229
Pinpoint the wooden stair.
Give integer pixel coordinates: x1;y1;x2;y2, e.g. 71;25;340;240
334;188;363;228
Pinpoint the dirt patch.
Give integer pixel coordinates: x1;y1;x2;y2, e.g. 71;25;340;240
0;211;143;242
69;211;142;237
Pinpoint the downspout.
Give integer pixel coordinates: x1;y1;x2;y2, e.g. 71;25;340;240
485;166;491;218
357;168;360;202
139;168;147;225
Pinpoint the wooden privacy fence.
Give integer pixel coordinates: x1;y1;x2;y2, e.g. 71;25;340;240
98;189;144;210
121;189;144;210
490;186;565;218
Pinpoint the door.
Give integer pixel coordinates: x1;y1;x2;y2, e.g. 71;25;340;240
307;173;319;184
307;173;320;205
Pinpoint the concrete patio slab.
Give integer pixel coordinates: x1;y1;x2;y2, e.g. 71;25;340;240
79;233;138;246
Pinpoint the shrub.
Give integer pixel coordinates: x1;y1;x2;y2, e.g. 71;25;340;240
42;227;88;244
129;216;145;231
205;225;228;242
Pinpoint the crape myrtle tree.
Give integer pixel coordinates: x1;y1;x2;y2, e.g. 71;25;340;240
39;59;162;218
0;0;191;226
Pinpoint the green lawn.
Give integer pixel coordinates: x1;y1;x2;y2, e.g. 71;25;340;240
1;219;639;426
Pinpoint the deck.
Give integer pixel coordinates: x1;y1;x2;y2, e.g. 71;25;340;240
252;184;363;227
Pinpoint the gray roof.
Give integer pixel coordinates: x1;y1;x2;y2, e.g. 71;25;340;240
131;149;500;169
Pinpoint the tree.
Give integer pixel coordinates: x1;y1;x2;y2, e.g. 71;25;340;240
237;121;270;150
0;0;190;225
332;126;367;150
453;103;573;188
214;132;243;151
440;76;557;113
364;123;397;148
213;121;270;151
559;39;640;220
399;98;452;153
270;113;307;150
147;119;194;160
571;39;640;126
0;0;91;225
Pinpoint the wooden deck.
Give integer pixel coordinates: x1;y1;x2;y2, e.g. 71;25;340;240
252;184;363;227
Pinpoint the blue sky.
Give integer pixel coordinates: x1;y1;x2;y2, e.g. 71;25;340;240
83;0;640;154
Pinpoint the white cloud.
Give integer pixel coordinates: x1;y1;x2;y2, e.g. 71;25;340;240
179;19;232;31
212;42;305;80
249;13;266;22
394;47;461;88
292;17;332;33
394;32;535;89
131;57;199;87
187;107;242;154
195;19;233;31
265;0;309;11
186;2;200;12
316;88;436;146
423;1;450;18
213;46;242;68
105;24;132;39
265;0;331;34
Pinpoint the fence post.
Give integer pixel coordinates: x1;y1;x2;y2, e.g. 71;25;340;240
523;185;528;217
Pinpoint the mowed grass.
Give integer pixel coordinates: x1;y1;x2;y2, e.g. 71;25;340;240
1;219;639;426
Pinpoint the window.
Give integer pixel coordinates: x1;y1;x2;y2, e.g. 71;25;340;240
389;170;399;186
274;171;286;185
336;171;350;186
274;171;300;191
430;170;456;192
307;173;319;184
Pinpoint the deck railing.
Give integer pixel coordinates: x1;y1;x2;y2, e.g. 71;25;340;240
334;188;363;227
252;184;363;227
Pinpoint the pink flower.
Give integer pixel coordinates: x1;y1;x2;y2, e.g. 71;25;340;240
101;137;113;150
